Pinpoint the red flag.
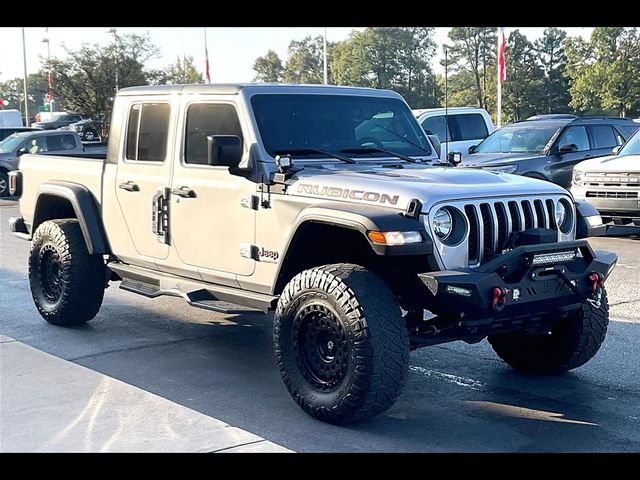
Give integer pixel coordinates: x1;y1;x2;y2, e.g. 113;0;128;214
205;44;211;83
498;27;506;84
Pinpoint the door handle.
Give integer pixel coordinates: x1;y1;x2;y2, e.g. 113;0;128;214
171;186;197;198
118;181;139;192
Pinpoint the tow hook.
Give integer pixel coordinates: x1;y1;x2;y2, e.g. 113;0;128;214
492;287;510;311
588;272;605;308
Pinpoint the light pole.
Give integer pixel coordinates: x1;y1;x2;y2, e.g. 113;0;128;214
108;28;119;92
21;27;30;127
42;32;52;113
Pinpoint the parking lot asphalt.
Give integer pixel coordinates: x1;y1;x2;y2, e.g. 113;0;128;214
1;198;639;452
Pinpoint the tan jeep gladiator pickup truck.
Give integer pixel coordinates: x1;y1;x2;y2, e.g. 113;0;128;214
9;84;616;424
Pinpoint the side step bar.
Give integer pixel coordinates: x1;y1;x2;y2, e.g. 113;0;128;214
111;263;277;314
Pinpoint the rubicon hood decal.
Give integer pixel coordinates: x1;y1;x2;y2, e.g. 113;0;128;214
297;183;400;205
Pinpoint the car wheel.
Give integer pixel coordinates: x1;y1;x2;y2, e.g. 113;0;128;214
29;219;106;326
274;263;410;424
0;170;8;197
488;289;609;373
84;130;96;141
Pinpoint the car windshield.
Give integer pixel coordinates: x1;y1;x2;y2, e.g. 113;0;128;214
0;134;27;153
474;125;559;154
618;129;640;156
251;94;432;158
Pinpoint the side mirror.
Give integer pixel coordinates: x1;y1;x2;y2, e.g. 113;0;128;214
16;147;28;156
447;151;462;166
207;135;242;167
612;145;622;155
558;143;578;154
468;145;477;154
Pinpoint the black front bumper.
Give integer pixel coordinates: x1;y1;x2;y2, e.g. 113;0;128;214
419;241;617;318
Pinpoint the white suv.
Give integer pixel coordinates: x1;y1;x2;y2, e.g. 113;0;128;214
413;107;494;161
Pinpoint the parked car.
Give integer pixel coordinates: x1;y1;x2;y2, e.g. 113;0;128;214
0;109;24;128
413;107;494;161
31;113;83;130
461;116;639;189
63;119;100;141
0;130;85;197
572;128;640;227
0;127;40;142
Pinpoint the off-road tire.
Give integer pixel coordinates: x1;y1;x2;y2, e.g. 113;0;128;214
274;263;410;424
0;170;8;197
29;219;105;326
488;289;609;373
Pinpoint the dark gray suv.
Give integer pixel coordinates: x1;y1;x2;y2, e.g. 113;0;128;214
461;116;639;189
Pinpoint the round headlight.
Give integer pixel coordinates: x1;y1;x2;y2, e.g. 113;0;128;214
555;201;567;229
572;169;584;185
433;208;453;240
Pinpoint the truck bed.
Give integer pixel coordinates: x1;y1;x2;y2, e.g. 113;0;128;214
18;153;106;229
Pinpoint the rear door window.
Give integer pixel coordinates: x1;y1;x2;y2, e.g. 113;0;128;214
588;125;617;149
47;134;77;151
450;114;489;141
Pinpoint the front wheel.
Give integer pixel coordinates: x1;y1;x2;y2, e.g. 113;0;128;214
0;170;8;197
29;219;106;326
274;264;410;424
488;289;609;373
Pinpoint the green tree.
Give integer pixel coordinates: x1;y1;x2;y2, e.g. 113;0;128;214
164;55;203;84
253;50;284;82
330;27;441;107
47;33;160;136
534;28;571;114
565;27;640;117
0;72;49;123
283;36;328;84
502;30;545;122
445;27;497;109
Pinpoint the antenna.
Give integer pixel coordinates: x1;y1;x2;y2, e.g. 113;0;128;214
444;44;449;162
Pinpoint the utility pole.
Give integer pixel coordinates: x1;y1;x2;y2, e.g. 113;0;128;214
22;27;30;127
42;29;52;113
323;28;328;85
108;28;119;92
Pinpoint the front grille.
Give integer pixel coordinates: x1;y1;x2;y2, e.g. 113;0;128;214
584;171;640;188
586;191;638;199
463;197;559;266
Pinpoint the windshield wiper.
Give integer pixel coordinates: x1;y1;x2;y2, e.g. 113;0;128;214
272;147;355;164
371;122;435;158
340;146;418;163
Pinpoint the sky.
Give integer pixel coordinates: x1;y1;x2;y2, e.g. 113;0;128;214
0;27;595;84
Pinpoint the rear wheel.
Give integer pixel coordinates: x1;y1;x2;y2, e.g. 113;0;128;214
29;219;106;326
488;290;609;373
274;263;410;424
84;130;96;141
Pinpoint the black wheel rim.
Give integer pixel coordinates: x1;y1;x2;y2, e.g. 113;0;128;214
292;303;350;392
39;245;63;302
0;177;6;195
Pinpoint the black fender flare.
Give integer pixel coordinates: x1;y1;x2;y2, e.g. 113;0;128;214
33;181;110;255
286;202;433;257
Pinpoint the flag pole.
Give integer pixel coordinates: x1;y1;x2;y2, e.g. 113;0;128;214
204;28;211;84
323;28;328;85
497;27;503;128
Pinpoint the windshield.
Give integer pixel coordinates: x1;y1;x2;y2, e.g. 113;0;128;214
474;125;559;154
251;94;432;158
618;128;640;156
0;134;27;153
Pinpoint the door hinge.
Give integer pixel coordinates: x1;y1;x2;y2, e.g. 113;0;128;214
240;194;259;210
152;187;171;245
239;243;258;260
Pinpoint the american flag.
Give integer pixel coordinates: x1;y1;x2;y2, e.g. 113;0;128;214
498;27;506;84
